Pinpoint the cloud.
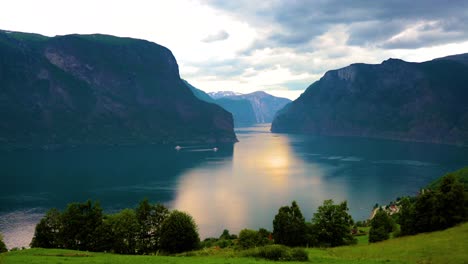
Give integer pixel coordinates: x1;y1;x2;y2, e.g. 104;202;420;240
202;30;230;42
3;0;467;100
203;0;468;51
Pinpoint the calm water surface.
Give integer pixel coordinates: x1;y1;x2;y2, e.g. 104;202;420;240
1;124;467;248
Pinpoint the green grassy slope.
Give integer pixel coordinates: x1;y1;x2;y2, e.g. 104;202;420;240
3;223;467;264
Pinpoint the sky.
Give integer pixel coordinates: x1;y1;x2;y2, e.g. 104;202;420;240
1;0;468;100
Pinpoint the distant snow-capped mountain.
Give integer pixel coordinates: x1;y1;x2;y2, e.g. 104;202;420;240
208;91;243;99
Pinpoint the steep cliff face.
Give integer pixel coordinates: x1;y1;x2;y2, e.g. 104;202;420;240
205;91;291;125
231;91;291;123
0;30;237;148
272;54;468;146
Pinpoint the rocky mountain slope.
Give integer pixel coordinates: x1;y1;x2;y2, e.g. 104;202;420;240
228;91;291;123
271;54;468;146
0;30;237;148
207;91;291;125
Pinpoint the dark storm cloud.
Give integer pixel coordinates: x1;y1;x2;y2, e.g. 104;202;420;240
202;30;230;43
203;0;468;50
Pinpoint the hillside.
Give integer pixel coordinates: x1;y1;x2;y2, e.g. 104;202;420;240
272;54;468;146
426;166;468;189
3;222;467;263
0;30;237;148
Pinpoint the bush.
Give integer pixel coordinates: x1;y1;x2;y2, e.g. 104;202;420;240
290;247;309;261
243;245;308;261
238;229;260;249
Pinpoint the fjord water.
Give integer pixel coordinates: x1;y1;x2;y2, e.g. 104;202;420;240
1;124;467;248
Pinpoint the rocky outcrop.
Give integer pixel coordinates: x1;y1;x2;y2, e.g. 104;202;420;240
272;54;468;146
0;30;237;148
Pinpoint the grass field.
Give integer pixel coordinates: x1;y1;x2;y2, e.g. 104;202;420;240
2;223;467;264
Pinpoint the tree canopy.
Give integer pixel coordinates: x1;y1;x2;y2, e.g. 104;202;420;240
159;210;200;253
273;201;307;247
312;200;356;247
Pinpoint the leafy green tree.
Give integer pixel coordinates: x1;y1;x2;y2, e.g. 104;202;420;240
60;200;104;251
93;216;114;252
369;209;394;243
30;208;62;248
108;209;140;254
219;229;231;240
0;233;7;253
159;210;200;253
272;201;307;247
434;174;467;229
398;197;416;236
135;199;169;254
414;191;438;233
312;199;356;247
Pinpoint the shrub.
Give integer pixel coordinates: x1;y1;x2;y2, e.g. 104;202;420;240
243;245;308;261
238;229;260;249
290;247;309;261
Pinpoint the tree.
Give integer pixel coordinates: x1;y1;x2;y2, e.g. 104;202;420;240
369;209;394;243
312;200;356;247
159;210;200;253
219;229;231;240
0;233;7;253
135;199;169;254
60;200;104;251
414;190;438;233
30;208;62;248
272;201;307;247
434;174;467;229
398;197;416;236
108;209;140;254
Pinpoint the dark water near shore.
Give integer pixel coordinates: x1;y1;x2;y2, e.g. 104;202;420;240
1;124;467;248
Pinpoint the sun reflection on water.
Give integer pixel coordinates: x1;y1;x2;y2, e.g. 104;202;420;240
173;124;332;238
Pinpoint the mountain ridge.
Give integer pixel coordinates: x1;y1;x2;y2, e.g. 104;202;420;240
272;54;468;146
0;30;237;149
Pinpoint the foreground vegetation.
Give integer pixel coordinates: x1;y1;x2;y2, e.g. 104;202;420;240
3;222;468;263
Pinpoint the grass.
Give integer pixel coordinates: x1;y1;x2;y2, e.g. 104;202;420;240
2;223;467;264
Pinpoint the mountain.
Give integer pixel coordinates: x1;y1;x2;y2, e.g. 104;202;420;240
272;54;468;146
0;30;237;148
214;97;257;126
208;91;243;99
210;91;291;124
182;80;216;104
228;91;291;123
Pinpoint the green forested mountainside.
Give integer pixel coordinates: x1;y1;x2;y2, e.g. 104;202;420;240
0;30;237;148
426;166;468;189
272;54;468;146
